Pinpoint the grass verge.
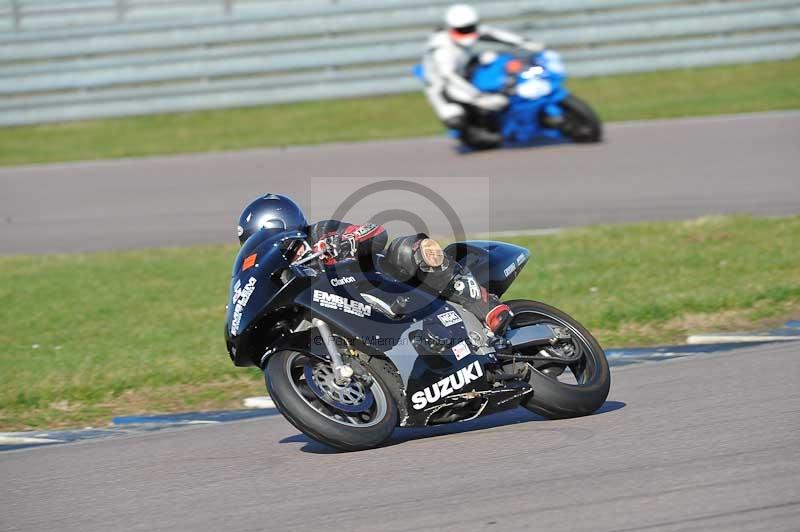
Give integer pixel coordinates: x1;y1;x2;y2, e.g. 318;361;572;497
1;214;798;430
1;58;799;166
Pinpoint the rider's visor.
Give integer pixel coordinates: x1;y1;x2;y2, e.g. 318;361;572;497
449;25;478;41
251;217;289;241
256;217;286;231
452;24;477;35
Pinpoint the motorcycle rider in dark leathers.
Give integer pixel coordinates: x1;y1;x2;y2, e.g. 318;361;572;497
237;194;512;334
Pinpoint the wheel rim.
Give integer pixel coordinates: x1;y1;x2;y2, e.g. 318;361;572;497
303;362;375;413
284;352;388;428
509;309;600;387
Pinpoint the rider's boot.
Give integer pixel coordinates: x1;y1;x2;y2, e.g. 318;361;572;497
461;125;503;148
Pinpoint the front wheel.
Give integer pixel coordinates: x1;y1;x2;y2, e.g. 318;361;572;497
506;300;610;419
460;124;503;150
265;350;398;451
459;108;503;150
559;94;602;143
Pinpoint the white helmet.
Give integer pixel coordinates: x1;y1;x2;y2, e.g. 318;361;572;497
445;4;479;46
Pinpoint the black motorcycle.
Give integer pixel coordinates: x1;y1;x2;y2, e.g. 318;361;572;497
225;230;610;451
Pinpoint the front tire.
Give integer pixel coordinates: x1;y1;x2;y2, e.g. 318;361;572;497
460;126;503;150
459;108;503;150
559;94;602;143
506;300;610;419
265;350;398;451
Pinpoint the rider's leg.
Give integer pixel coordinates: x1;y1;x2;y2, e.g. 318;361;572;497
424;85;465;130
434;85;502;146
385;235;511;334
442;268;512;335
460;123;503;147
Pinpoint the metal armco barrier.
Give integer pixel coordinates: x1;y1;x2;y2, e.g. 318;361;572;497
1;0;799;126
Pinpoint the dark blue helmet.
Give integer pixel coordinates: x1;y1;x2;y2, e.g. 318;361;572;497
236;194;307;246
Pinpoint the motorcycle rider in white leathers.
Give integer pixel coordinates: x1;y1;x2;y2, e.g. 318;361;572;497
422;4;545;144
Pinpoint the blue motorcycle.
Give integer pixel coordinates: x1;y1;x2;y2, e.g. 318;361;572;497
416;50;602;150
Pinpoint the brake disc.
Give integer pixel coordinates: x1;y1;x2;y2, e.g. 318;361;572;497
303;361;375;413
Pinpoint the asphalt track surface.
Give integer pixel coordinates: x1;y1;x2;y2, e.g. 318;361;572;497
2;111;799;254
2;341;799;531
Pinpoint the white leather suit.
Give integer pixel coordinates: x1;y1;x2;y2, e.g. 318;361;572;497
422;25;542;127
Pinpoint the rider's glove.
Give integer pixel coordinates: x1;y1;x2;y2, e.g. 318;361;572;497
521;40;545;53
312;234;357;262
475;93;509;112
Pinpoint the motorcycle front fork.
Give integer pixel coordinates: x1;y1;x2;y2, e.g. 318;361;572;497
311;318;354;384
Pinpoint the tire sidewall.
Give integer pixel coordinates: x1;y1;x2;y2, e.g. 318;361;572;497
560;94;602;142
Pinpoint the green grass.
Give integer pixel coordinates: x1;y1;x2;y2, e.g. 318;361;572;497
1;215;798;430
1;58;799;166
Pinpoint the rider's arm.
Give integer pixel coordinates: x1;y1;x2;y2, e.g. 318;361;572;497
424;36;508;112
429;46;482;104
479;25;545;52
310;221;387;264
341;223;388;258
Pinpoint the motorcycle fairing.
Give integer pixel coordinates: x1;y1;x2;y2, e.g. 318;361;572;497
470;50;570;144
289;267;453;370
225;229;311;366
503;85;569;142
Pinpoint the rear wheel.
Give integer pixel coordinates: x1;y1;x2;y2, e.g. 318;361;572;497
559;94;602;143
265;350;398;451
506;300;610;419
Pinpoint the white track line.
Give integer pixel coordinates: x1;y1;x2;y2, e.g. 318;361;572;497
0;434;62;445
686;334;800;345
243;396;275;409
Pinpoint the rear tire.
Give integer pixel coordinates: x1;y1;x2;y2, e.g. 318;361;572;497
559;94;602;143
265;351;398;451
506;300;610;419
